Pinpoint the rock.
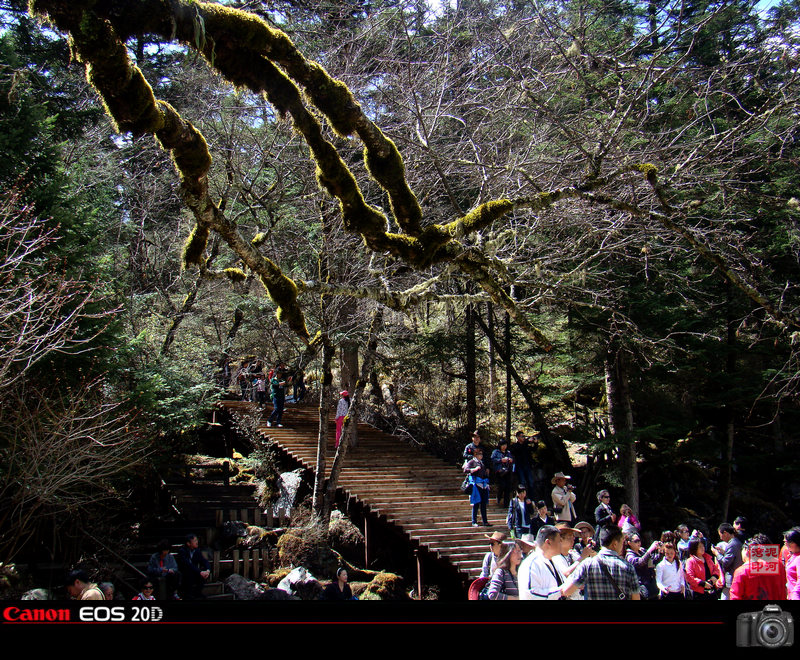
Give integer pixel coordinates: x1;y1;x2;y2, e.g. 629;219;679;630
224;573;267;600
224;573;289;600
328;511;364;559
276;566;323;600
222;520;249;542
274;469;304;515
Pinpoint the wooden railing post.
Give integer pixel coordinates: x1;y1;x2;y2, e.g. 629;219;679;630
364;516;369;568
415;549;423;601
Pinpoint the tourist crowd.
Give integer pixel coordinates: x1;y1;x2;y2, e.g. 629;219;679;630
462;429;800;601
465;428;799;601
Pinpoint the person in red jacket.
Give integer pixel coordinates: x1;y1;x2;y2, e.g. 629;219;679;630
685;537;722;600
730;534;787;601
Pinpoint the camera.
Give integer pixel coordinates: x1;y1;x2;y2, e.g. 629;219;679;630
736;604;794;648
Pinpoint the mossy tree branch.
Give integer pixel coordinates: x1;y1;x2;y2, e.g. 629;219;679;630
28;2;683;351
30;2;311;341
297;280;491;311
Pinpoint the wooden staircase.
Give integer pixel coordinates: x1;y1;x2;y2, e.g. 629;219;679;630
219;400;506;581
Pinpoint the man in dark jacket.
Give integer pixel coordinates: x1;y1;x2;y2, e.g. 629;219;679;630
712;522;744;600
509;430;538;497
507;485;535;538
177;533;211;600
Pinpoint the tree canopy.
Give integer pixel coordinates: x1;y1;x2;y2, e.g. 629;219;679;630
1;0;798;545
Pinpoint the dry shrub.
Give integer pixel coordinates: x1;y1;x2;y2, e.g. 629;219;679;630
360;571;408;601
264;566;291;587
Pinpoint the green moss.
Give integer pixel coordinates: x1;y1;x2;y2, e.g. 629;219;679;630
258;272;309;341
633;163;659;184
200;1;272;54
172;123;212;180
307;331;324;352
155;102;212;181
445;200;514;238
302;65;360;138
224;267;247;283
97;68;164;136
183;223;210;268
364;142;422;234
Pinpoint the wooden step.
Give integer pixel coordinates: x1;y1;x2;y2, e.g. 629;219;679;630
219;400;509;587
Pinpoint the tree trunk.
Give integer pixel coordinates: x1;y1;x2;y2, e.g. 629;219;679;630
487;302;496;412
505;310;512;443
340;341;359;393
318;309;383;522
604;335;639;514
465;302;476;431
161;236;220;355
720;281;737;521
312;337;334;516
475;313;572;468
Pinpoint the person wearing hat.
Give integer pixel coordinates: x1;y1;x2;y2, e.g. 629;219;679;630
335;390;350;448
480;531;509;578
491;438;514;508
553;522;592;599
551;472;577;524
515;534;537;557
574;522;597;555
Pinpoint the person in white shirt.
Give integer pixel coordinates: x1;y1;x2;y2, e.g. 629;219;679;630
655;542;686;600
553;522;595;600
519;525;564;600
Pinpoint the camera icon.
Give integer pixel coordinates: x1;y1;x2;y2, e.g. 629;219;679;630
736;604;794;648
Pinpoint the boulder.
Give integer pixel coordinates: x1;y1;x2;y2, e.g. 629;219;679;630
224;573;267;600
276;566;323;600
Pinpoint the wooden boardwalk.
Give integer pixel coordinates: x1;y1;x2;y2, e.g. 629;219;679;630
219;400;505;580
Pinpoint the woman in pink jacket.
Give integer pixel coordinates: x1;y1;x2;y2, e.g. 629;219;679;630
685;537;722;600
784;527;800;600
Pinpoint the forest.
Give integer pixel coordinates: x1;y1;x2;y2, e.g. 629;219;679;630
1;0;799;567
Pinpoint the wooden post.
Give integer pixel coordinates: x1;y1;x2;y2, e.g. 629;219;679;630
415;549;423;601
364;516;369;568
233;548;240;576
212;550;220;578
243;550;250;579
